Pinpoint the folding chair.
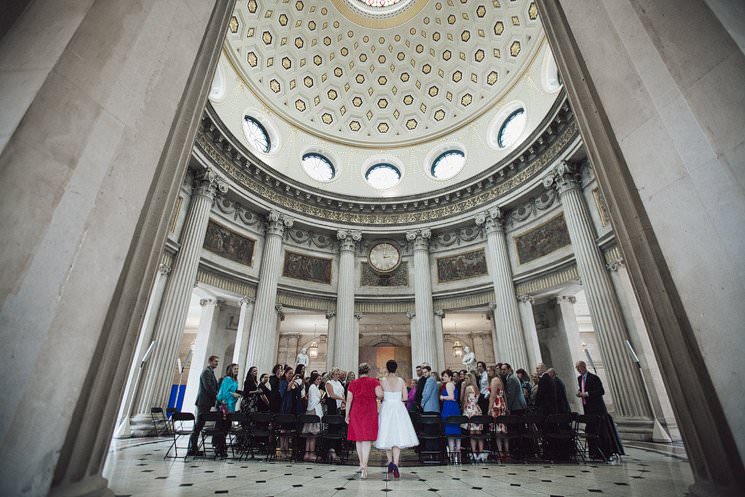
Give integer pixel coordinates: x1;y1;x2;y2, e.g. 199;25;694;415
164;412;194;459
272;414;297;461
296;414;322;462
465;415;493;464
150;407;170;436
520;414;544;461
199;411;228;459
494;415;524;462
415;414;443;464
319;415;347;464
242;412;272;460
443;415;469;464
227;412;249;458
543;413;577;462
575;414;606;463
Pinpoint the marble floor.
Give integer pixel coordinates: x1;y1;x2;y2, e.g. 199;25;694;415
103;438;693;497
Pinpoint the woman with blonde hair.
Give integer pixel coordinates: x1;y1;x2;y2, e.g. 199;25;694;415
490;372;509;460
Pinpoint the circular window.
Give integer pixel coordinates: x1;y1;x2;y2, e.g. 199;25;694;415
242;116;271;153
302;153;336;182
365;163;401;189
431;150;465;180
497;108;527;149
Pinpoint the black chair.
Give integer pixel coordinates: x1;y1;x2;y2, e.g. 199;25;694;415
319;415;347;464
575;414;606;463
443;415;469;464
296;414;322;462
272;413;297;461
519;414;544;461
495;415;524;462
227;412;249;458
543;413;577;462
465;415;493;464
166;407;179;419
415;414;442;464
150;407;170;436
164;412;194;459
199;411;228;459
242;412;272;460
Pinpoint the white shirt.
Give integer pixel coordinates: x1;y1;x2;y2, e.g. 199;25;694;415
479;371;489;396
307;384;323;417
328;379;344;408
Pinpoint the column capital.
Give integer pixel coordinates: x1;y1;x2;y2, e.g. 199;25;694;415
354;313;363;320
517;294;535;304
405;228;431;249
266;210;294;236
275;303;285;321
474;207;504;233
199;298;225;308
434;309;445;318
488;302;497;312
606;257;625;272
325;311;336;320
239;295;255;306
158;263;171;276
558;295;577;304
543;160;582;194
406;311;416;320
337;229;362;252
193;168;228;199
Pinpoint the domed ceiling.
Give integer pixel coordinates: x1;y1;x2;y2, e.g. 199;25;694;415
225;0;543;147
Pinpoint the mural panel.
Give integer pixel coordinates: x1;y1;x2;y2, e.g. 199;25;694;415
283;251;332;284
203;221;254;266
361;262;409;287
437;249;488;283
514;214;571;264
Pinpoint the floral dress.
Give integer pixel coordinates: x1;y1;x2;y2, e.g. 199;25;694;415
461;391;483;433
491;387;508;434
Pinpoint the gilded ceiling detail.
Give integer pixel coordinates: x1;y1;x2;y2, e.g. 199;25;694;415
226;0;542;146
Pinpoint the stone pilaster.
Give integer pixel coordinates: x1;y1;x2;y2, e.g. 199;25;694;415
476;208;530;369
353;313;363;369
544;161;651;419
182;297;223;415
325;311;336;370
334;230;361;372
517;294;543;371
232;296;256;375
433;309;446;372
406;229;438;370
133;169;227;417
406;311;417;376
245;211;293;375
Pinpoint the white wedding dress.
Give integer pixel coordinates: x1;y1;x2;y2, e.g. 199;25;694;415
375;382;419;450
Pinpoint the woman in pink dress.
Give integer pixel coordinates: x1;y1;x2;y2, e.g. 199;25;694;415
345;363;382;479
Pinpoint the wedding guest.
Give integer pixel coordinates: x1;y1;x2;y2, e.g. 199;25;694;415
502;363;527;416
302;372;323;461
440;370;462;463
241;366;260;413
187;355;219;456
257;373;271;412
269;364;283;413
346;363;382;479
325;368;345;415
461;377;484;462
215;363;240;458
490;372;509;460
406;378;418;412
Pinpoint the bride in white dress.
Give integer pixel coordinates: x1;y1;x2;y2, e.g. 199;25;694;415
375;359;419;479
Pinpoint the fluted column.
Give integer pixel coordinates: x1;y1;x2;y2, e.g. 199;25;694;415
544;161;651;418
232;296;256;375
133;170;227;416
487;303;501;362
517;295;543;370
325;311;336;370
477;209;530;369
116;263;171;438
406;228;438;369
182;297;223;415
406;311;417;376
353;313;363;369
433;309;446;372
246;211;293;375
334;230;361;372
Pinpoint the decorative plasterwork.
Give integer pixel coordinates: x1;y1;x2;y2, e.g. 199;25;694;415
276;291;336;312
430;225;483;250
286;228;337;251
504;188;558;228
226;0;542;146
214;196;262;228
196;266;257;297
195;99;577;226
432;290;496;310
514;264;579;295
355;301;415;313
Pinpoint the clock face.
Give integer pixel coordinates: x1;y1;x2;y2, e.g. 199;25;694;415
368;242;401;273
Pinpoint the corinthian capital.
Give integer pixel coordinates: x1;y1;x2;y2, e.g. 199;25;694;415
543;160;581;194
474;207;504;233
193;168;228;199
337;229;362;252
517;294;535;304
239;295;255;306
405;228;431;250
266;210;294;236
158;263;171;276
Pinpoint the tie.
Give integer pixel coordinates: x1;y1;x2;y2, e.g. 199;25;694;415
581;374;587;405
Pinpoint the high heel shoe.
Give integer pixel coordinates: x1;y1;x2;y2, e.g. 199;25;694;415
392;464;400;480
360;468;368;480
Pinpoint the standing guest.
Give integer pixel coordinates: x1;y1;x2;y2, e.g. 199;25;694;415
269;364;283;413
576;361;610;459
476;361;490;416
414;363;427;413
302;372;323;461
257;373;271;412
489;372;510;460
241;366;260;413
460;376;484;462
516;368;532;402
529;373;540;408
420;365;439;413
293;364;307;415
187;355;219;456
278;367;296;459
502;363;527;416
439;370;462;463
547;368;571;414
325;368;345;415
376;360;418;480
534;363;556;416
406;378;418;412
215;363;240;458
346;363;382;479
459;372;478;407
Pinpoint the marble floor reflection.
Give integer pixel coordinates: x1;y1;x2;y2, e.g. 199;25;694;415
104;438;692;497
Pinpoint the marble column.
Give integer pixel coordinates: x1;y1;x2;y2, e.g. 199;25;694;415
182;298;223;415
116;263;171;438
476;209;530;369
406;229;438;369
232;296;255;377
245;211;293;375
544;161;651;419
325;311;336;370
487;303;501;363
334;230;361;372
433;309;446;372
353;313;363;370
133;169;227;417
517;295;543;371
556;295;583;365
406;311;417;376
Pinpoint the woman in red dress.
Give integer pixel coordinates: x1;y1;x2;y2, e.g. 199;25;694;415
345;363;382;479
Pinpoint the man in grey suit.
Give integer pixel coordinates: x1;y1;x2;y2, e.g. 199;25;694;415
187;355;219;456
420;365;439;414
502;363;527;416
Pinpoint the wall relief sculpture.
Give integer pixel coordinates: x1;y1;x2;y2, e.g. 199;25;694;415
282;251;332;284
437;249;488;283
514;214;571;264
361;262;409;287
203;221;255;266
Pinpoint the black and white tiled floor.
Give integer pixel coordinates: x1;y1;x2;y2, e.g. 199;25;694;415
103;439;692;497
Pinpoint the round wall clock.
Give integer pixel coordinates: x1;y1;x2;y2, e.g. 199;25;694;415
368;242;401;273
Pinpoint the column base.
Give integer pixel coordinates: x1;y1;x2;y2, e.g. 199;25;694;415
614;416;653;441
48;475;114;497
126;414;158;437
689;480;745;497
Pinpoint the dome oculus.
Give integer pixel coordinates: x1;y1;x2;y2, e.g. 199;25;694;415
497;108;527;149
302;153;336;182
431;150;465;180
242;116;271;153
365;163;401;189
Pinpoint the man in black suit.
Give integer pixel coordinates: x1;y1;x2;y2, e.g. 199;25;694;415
534;363;556;417
187;355;219;456
414;363;428;413
576;360;608;459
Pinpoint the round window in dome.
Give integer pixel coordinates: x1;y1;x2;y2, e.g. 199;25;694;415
242;116;271;153
497;108;527;149
365;163;401;189
302;153;336;182
431;150;465;180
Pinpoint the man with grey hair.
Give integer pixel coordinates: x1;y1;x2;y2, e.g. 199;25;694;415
534;363;556;417
546;368;571;414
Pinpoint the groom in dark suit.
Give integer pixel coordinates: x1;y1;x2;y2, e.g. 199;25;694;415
576;360;608;459
187;355;219;456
